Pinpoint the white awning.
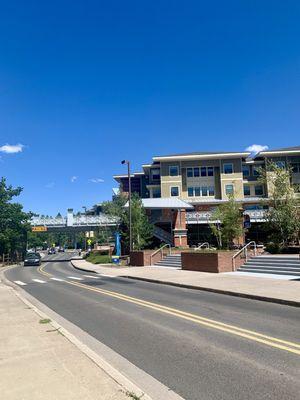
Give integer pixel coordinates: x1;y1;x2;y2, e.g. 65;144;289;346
125;198;193;209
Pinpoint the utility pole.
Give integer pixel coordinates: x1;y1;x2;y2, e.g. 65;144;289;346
121;160;132;252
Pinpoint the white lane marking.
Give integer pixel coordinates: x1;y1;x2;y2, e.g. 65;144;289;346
83;275;99;279
68;276;83;280
50;277;65;282
32;279;46;283
14;280;27;286
99;274;115;278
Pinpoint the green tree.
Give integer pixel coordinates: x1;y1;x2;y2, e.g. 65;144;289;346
210;196;243;249
0;178;31;258
258;162;300;249
122;194;153;250
103;193;153;251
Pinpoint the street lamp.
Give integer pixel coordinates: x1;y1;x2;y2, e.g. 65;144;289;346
82;206;87;250
121;160;132;252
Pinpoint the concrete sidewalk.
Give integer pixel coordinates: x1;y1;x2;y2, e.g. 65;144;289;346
71;259;300;306
0;281;128;400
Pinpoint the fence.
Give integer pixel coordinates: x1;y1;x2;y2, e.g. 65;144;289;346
0;253;23;266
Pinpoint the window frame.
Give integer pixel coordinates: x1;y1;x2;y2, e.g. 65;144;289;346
243;185;251;196
242;165;250;178
187;168;193;178
169;165;179;177
225;184;234;195
187;187;194;197
223;163;234;174
207;167;214;177
170;186;180;197
254;185;264;196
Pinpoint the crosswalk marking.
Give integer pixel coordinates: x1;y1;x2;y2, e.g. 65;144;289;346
50;277;65;282
68;276;83;280
32;279;46;283
14;280;27;286
83;275;99;279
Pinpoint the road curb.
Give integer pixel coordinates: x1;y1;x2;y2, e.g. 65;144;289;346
1;265;184;400
70;260;300;308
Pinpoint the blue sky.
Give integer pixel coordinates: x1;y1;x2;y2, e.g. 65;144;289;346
1;1;300;215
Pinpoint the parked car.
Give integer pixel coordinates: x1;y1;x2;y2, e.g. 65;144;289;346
48;248;56;255
24;252;41;266
58;247;65;252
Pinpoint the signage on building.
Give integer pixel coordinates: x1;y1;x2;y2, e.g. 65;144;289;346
32;226;48;232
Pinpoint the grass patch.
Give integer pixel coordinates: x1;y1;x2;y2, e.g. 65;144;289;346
85;253;112;264
39;318;51;324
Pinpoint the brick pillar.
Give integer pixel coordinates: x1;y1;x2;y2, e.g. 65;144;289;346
173;209;188;247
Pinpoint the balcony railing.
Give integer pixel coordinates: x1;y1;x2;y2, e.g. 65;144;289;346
186;209;267;224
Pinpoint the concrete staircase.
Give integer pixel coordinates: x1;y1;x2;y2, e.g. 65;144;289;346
238;255;300;277
154;254;182;268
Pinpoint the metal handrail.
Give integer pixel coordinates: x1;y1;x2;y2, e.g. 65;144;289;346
150;244;171;265
195;242;210;250
232;241;257;271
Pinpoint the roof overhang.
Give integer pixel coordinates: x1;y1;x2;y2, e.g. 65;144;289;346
258;150;300;156
153;152;250;162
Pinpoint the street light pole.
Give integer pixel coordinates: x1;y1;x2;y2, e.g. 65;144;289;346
121;160;132;252
82;206;87;250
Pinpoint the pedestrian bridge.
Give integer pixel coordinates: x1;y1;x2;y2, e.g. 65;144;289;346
31;209;118;231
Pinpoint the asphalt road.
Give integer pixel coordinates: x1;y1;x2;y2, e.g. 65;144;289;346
4;255;300;400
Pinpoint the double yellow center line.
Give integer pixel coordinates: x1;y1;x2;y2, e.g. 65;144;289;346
38;264;300;356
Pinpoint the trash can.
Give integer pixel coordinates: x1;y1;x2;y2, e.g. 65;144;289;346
112;256;120;265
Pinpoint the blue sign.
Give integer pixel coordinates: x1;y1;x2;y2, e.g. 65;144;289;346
115;232;121;256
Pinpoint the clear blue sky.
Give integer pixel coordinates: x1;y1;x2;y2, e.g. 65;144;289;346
1;1;299;215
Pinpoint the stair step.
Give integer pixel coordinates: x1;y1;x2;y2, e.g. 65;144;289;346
240;265;300;272
245;261;300;268
237;268;300;276
250;257;300;262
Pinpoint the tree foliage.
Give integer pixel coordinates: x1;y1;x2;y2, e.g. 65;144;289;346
210;196;243;249
258;162;300;248
102;193;153;251
0;178;31;257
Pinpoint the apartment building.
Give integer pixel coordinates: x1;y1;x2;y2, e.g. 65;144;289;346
114;146;300;246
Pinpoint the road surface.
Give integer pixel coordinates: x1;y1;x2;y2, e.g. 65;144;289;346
4;254;300;400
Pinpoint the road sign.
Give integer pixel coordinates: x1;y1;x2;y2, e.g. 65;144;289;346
32;226;47;232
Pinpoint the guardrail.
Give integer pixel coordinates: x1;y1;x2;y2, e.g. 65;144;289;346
150;244;171;265
232;241;257;271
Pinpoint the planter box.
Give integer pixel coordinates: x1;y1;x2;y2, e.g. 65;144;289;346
181;251;245;273
130;250;163;266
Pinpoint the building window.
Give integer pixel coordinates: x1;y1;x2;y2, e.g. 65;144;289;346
201;167;207;177
188;187;194;197
255;185;264;196
187;168;193;177
275;161;286;169
291;163;300;173
152;188;161;198
202;186;208;196
170;186;179;196
242;165;250;178
225;184;234;195
223;163;233;174
244;185;251;196
207;167;214;176
195;187;201;196
253;166;260;176
169;166;179;176
194;167;200;177
150;168;160;180
208;186;215;196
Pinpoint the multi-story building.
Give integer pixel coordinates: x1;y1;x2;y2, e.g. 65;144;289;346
114;146;300;247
